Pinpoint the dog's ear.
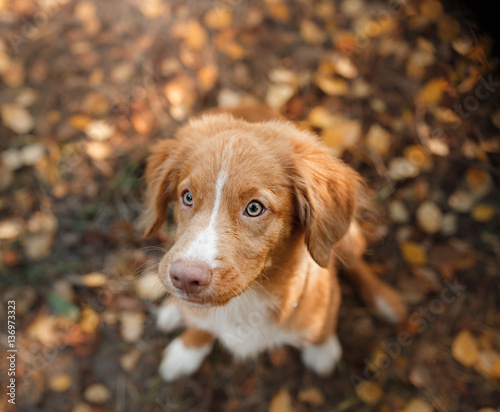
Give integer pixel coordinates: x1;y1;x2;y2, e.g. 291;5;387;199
292;143;361;268
142;139;180;237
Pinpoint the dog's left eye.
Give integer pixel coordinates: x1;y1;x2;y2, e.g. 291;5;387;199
182;191;194;206
245;201;265;217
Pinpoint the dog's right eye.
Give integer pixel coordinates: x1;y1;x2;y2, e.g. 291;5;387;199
182;191;194;207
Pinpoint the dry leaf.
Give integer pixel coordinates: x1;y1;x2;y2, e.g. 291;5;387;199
437;16;461;42
204;8;233;30
355;381;383;405
298;387;325;405
452;330;479;367
405;398;434;412
315;75;349;96
120;311;145;343
49;374;72;392
418;78;447;106
300;20;326;45
120;349;142;372
420;0;443;20
84;383;111;404
471;204;495;222
416;201;443;234
389;200;410;224
269;388;295;412
1;103;35;134
82;272;108;287
400;241;427;266
80;306;100;334
366;124;392;156
68;114;92;130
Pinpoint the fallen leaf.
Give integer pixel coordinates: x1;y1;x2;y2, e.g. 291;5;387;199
80;306;100;334
1;103;35;134
269;388;295;412
82;272;108;287
49;374;72;392
298;387;325;405
355;381;383;405
400;241;427;266
452;330;479;367
315;75;349;96
366;124;392;156
68;114;92;130
437;15;461;42
120;311;145;343
84;383;111;404
418;78;447;106
471;204;496;222
204;8;233;30
300;20;326;45
416;201;443;234
405;398;434;412
120;349;142;372
420;0;443;20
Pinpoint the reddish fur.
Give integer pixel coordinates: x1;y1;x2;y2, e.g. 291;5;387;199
143;104;406;350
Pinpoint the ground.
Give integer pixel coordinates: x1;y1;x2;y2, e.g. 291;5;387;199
0;0;499;411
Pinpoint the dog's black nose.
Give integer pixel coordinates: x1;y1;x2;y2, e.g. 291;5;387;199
169;260;211;294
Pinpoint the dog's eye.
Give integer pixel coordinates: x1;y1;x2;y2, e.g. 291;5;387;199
182;191;193;207
245;201;264;217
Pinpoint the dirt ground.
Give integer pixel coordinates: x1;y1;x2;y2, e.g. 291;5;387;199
0;0;499;411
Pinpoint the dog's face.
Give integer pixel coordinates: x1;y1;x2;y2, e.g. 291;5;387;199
143;114;359;307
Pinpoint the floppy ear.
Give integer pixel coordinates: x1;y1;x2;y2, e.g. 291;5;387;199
142;139;180;237
292;144;361;268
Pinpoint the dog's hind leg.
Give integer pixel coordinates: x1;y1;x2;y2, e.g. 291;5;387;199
336;224;407;324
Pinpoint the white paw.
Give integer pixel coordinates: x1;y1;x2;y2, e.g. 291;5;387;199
156;303;183;332
302;335;342;376
159;337;213;382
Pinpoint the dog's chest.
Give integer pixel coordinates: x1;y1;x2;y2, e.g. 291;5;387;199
186;289;304;359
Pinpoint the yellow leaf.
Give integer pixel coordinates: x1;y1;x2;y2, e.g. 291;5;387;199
49;373;72;392
267;2;290;22
298;387;325;405
452;330;479;367
400;242;427;266
471;204;495;223
204;8;233;30
184;20;208;51
82;272;108;287
418;78;447;106
68;114;92;131
316;75;349;96
80;306;100;334
405;398;434;412
355;381;383;405
269;388;295;412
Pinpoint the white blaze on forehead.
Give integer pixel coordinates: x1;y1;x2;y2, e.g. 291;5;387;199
181;168;228;267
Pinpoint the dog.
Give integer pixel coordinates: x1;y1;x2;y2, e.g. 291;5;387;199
142;103;407;382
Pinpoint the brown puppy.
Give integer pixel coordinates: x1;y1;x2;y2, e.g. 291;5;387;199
143;104;406;381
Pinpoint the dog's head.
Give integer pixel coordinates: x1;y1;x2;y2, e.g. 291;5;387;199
143;114;360;307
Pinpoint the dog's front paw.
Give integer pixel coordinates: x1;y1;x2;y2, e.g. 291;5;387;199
156;303;183;332
302;335;342;376
159;337;213;382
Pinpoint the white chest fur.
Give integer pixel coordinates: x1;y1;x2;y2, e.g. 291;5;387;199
184;287;304;359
